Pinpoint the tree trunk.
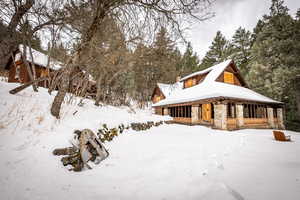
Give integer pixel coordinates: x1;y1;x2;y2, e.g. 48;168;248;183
50;67;72;119
50;1;107;118
28;42;38;87
22;46;38;92
0;0;35;70
295;75;300;120
0;38;19;69
95;76;103;106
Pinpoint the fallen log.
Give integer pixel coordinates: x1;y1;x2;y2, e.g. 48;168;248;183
9;76;48;94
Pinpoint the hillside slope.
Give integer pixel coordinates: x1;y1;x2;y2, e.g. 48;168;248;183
0;81;300;200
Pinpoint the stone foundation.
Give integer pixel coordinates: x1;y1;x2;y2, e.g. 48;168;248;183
163;107;168;116
213;103;227;130
191;105;199;123
236;104;244;128
277;108;285;129
267;107;275;128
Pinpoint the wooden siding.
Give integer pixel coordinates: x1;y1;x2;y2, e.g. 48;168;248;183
151;87;165;104
216;63;243;86
227;118;237;130
8;63;30;83
8;62;52;87
244;118;268;125
183;72;209;89
173;117;192;124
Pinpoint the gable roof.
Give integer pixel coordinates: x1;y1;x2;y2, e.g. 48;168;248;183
153;59;281;107
15;45;62;70
156;82;183;98
179;60;232;83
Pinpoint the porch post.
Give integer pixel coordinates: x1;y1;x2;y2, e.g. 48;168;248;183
163;107;169;116
277;108;285;129
267;107;275;128
191;105;199;124
236;104;244;128
213;102;227;130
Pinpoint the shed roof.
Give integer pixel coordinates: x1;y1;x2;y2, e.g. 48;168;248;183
16;45;62;70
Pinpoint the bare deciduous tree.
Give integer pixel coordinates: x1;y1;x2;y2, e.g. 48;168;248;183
50;0;213;118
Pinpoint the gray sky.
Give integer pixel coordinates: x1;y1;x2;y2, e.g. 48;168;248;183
187;0;300;59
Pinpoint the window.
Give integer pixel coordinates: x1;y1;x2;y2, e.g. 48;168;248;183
224;71;234;84
227;103;236;118
243;104;267;119
273;108;278;118
169;106;192;118
184;77;197;88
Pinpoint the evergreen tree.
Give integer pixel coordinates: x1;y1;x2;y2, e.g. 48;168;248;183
247;0;300;130
200;31;232;69
231;27;252;76
179;42;200;75
151;27;179;83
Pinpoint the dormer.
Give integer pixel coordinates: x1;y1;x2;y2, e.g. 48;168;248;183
179;60;247;89
183;72;209;89
215;61;247;87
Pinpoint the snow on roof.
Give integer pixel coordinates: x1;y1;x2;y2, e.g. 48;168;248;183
179;59;232;83
17;44;62;70
157;82;183;98
153;60;281;107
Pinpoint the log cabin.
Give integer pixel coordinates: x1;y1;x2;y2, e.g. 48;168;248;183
152;60;285;130
4;44;62;87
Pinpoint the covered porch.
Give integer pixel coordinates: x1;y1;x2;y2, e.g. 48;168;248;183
158;100;285;130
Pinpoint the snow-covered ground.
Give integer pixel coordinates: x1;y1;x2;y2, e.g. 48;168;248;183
0;81;300;200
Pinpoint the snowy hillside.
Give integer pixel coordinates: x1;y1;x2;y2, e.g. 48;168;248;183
0;81;300;200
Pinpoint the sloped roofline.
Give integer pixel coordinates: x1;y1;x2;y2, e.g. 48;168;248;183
152;59;281;107
151;83;167;99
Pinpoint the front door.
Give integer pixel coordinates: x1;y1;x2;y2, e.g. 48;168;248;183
202;104;211;122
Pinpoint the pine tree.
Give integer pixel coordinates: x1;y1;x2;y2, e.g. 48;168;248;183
180;42;200;75
200;31;232;69
247;0;300;130
231;27;252;76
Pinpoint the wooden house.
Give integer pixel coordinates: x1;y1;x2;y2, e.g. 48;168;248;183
152;60;285;130
4;45;62;87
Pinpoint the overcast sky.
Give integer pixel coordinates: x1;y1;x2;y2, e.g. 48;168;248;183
187;0;300;59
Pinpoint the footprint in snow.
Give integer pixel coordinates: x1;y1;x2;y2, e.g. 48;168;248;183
202;170;208;176
13;141;31;151
215;160;225;170
222;183;245;200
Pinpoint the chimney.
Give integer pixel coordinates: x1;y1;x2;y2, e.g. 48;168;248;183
176;76;181;82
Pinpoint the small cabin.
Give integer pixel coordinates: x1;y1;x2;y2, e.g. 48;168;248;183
4;45;62;87
152;60;285;130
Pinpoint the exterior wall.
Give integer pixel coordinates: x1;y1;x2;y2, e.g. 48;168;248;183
183;73;208;89
154;107;163;115
8;62;51;87
8;63;30;83
267;107;275;128
151;87;165;104
277;108;285;129
0;69;9;77
213;103;227;130
216;64;244;87
236;104;244;128
163;107;169;116
191;105;199;123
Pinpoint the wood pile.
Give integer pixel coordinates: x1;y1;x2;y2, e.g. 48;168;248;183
53;129;109;172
